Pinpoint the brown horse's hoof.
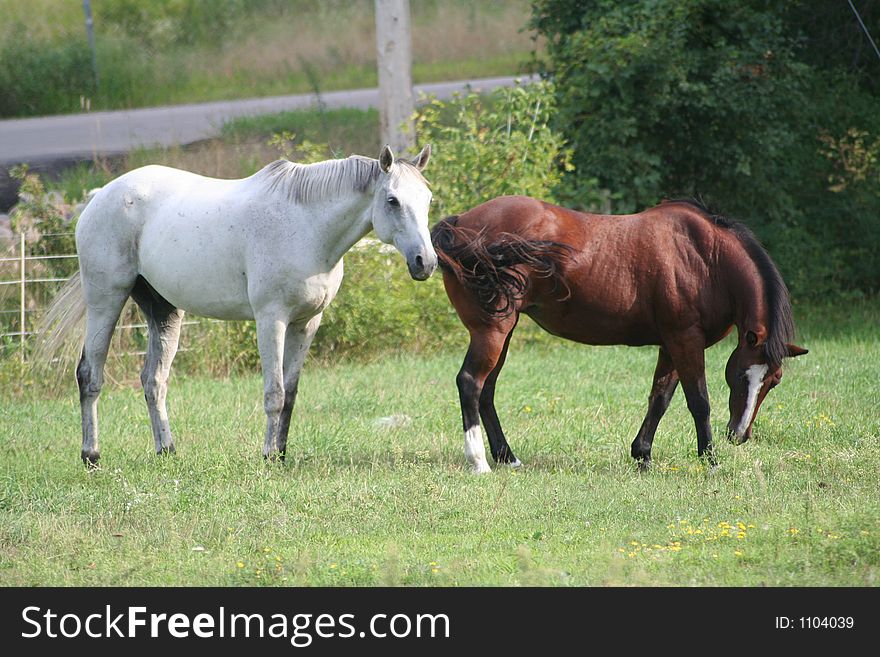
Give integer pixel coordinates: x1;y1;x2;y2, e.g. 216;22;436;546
636;458;651;473
81;450;100;469
263;451;286;464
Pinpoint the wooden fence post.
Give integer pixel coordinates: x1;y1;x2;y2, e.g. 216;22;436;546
19;231;25;363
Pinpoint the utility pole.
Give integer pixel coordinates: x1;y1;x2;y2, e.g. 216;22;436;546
375;0;415;154
83;0;99;89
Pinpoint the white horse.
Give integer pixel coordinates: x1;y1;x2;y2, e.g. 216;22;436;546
51;145;435;465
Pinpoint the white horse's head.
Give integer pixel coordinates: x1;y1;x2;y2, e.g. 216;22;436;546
370;144;438;280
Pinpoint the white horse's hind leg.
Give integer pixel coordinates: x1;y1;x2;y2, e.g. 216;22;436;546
77;291;130;466
132;280;184;455
256;315;287;460
276;314;323;459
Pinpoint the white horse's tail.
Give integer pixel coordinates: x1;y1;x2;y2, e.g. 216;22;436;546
31;272;86;375
31;187;105;376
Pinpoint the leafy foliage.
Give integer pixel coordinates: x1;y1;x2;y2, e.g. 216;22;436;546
8;166;77;259
0;32;96;117
530;0;880;296
414;80;580;218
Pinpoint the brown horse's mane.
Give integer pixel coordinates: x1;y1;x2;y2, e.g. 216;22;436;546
431;217;573;317
664;198;795;366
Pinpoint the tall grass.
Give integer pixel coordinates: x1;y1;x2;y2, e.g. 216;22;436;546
0;0;536;117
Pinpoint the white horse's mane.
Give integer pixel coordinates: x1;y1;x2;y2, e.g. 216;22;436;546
257;155;426;204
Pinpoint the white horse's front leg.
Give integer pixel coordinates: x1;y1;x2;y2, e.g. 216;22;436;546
276;313;323;458
256;316;287;460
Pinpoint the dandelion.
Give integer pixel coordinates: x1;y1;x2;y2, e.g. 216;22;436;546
236;562;245;568
789;528;799;535
734;550;743;557
330;563;338;569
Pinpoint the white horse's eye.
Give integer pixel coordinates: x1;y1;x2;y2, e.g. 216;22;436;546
387;196;400;207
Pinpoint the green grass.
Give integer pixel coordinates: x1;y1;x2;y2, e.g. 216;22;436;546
2;303;878;586
220;107;380;154
0;0;536;117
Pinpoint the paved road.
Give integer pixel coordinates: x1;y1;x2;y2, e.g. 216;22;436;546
0;75;535;164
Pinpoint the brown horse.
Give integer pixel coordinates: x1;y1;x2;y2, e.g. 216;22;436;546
431;195;807;473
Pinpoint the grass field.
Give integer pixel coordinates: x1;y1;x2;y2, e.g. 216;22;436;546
1;0;536;117
1;302;877;586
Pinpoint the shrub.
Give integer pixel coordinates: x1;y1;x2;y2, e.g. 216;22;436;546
529;0;880;297
0;31;95;117
414;79;582;217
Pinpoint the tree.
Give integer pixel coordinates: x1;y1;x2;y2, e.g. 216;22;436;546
530;0;880;295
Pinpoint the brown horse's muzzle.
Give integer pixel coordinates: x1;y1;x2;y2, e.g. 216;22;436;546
726;423;751;445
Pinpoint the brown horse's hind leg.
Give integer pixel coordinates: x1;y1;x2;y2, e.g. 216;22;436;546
631;348;679;470
665;338;717;466
456;320;516;473
479;321;520;465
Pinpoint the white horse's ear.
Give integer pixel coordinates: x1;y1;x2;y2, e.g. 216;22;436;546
410;144;431;171
379;145;395;173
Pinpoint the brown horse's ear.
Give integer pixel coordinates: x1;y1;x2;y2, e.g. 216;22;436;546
410;144;431;171
379;145;394;173
785;343;809;358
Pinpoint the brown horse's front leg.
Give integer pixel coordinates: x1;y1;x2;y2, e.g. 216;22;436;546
665;339;717;466
680;376;716;465
631;348;679;470
456;328;514;473
479;323;520;465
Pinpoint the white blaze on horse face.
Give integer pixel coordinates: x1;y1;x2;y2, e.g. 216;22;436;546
735;363;769;437
464;425;491;474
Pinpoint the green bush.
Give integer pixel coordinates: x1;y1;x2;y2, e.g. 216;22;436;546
529;0;880;297
0;31;96;117
414;80;581;217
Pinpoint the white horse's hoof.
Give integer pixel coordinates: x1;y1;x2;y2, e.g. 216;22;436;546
471;462;492;474
508;458;523;468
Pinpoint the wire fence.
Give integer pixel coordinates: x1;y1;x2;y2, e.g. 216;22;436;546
0;231;206;364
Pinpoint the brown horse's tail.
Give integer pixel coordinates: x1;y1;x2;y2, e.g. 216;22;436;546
430;215;574;317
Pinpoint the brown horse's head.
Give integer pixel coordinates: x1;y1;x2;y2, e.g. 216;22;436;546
725;330;808;443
